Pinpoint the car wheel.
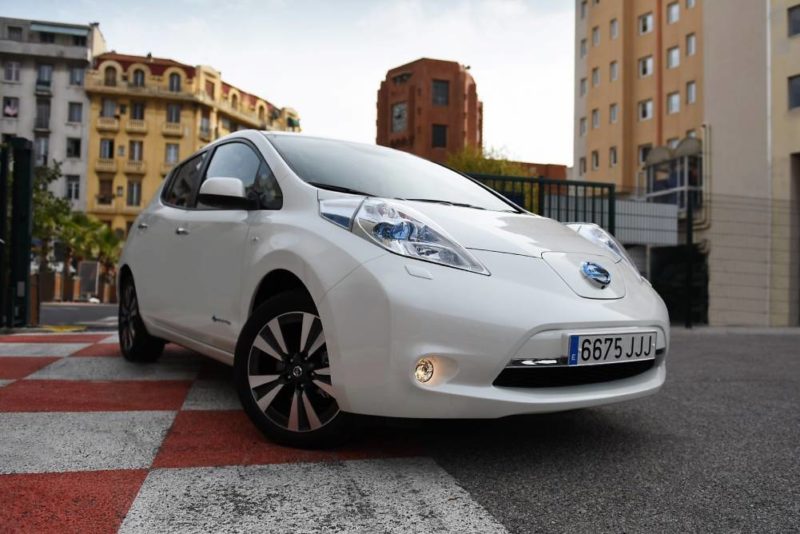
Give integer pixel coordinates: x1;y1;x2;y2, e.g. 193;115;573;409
118;276;165;362
235;290;350;448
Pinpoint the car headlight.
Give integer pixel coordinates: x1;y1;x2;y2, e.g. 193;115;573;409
320;197;489;275
567;223;640;274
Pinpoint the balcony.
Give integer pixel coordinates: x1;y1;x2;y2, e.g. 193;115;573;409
35;81;52;96
199;127;211;142
95;158;117;173
162;122;184;137
84;73;196;102
161;162;177;176
96;116;119;132
0;40;91;62
34;117;50;132
125;119;147;134
124;160;146;175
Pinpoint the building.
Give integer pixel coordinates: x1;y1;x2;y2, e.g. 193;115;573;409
573;0;702;191
376;58;482;163
84;52;301;236
0;17;106;210
574;0;800;326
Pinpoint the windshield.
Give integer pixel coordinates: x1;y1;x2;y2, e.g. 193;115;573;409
265;134;517;212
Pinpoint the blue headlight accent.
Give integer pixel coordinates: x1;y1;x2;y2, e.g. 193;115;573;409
373;221;414;241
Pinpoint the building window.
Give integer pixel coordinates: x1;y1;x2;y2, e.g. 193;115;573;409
231;94;239;110
579;117;587;136
165;143;180;164
790;75;800;109
127;180;142;207
7;26;22;41
66;138;81;158
3;61;20;82
130;101;145;120
67;102;82;123
34;136;49;166
667;46;680;68
685;33;697;57
667;138;680;149
100;139;114;159
638;144;652;165
205;80;215;97
69;67;84;86
580;39;587;58
686;0;696;7
686;129;697;138
432;80;449;106
609;146;618;167
609;103;618;123
98;179;113;204
168;73;182;92
431;124;447;148
638;99;653;121
37;64;53;88
790;5;800;36
639;55;654;77
3;97;19;118
667;2;680;24
592;109;599;129
166;103;181;124
132;69;145;87
639;13;654;34
667;92;681;114
65;175;80;200
35;99;50;129
73;35;86;46
610;60;618;81
579;78;587;97
104;66;117;86
101;99;116;118
592;67;599;86
610;18;619;39
39;31;55;43
686;81;697;104
129;140;143;161
579;157;587;175
592;26;600;46
580;0;587;18
391;102;408;132
591;150;599;170
200;112;210;136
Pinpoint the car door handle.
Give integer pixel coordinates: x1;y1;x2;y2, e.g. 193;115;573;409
175;227;189;235
137;222;148;230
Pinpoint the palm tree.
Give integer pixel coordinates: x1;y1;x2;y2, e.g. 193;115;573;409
93;224;123;302
57;212;100;301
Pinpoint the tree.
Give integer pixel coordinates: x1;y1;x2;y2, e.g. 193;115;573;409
445;146;529;177
92;223;122;287
57;211;102;301
32;161;70;274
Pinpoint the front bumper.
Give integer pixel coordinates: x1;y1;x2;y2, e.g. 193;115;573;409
318;249;669;419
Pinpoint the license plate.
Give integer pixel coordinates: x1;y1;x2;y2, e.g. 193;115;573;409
568;332;657;366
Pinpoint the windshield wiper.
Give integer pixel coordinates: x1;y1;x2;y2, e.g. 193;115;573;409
307;182;373;197
402;198;487;210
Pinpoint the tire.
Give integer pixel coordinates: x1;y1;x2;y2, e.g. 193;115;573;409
118;275;165;363
235;290;351;448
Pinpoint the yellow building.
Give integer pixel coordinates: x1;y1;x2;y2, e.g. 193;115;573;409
574;0;703;192
85;52;300;236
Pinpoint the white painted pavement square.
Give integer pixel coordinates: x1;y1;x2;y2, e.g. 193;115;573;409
0;411;176;474
27;355;201;381
181;379;241;410
103;333;120;343
120;458;508;534
0;379;13;388
0;343;90;357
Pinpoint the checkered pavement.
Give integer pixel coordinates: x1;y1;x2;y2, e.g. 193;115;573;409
0;332;506;533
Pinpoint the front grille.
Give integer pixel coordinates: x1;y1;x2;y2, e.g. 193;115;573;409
493;359;655;388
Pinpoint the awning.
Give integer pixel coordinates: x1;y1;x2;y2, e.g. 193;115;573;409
30;23;89;37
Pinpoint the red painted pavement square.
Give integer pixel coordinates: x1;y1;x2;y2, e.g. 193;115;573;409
0;380;192;412
0;333;110;344
0;469;147;534
71;343;122;357
0;357;60;379
153;410;422;469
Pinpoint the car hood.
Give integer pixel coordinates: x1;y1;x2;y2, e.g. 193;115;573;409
406;202;613;259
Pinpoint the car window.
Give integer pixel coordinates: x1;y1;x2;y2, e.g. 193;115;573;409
265;134;516;212
203;142;282;209
164;152;207;208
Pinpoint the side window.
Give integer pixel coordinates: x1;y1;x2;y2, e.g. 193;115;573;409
164;152;207;207
203;142;282;209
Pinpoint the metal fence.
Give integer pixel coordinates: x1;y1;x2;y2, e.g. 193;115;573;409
469;174;616;234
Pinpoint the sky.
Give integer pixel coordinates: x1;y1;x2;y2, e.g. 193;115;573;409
2;0;575;165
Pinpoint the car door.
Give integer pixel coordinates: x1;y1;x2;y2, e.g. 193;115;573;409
133;151;207;331
175;140;276;353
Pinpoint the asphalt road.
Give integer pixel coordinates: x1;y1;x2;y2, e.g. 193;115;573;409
364;330;800;533
40;303;118;328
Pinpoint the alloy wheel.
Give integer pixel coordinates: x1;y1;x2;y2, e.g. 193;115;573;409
246;311;338;432
119;283;138;353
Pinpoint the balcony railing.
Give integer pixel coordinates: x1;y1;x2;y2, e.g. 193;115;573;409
125;119;147;134
161;161;177;176
96;194;115;206
199;127;211;141
162;122;183;137
34;117;50;130
96;116;119;132
95;158;117;173
124;160;146;174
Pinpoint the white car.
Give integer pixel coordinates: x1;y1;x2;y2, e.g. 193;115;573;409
119;131;669;447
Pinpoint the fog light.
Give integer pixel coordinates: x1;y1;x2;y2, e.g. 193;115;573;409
414;358;434;383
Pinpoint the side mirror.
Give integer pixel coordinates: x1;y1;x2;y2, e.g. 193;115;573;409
197;177;249;210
